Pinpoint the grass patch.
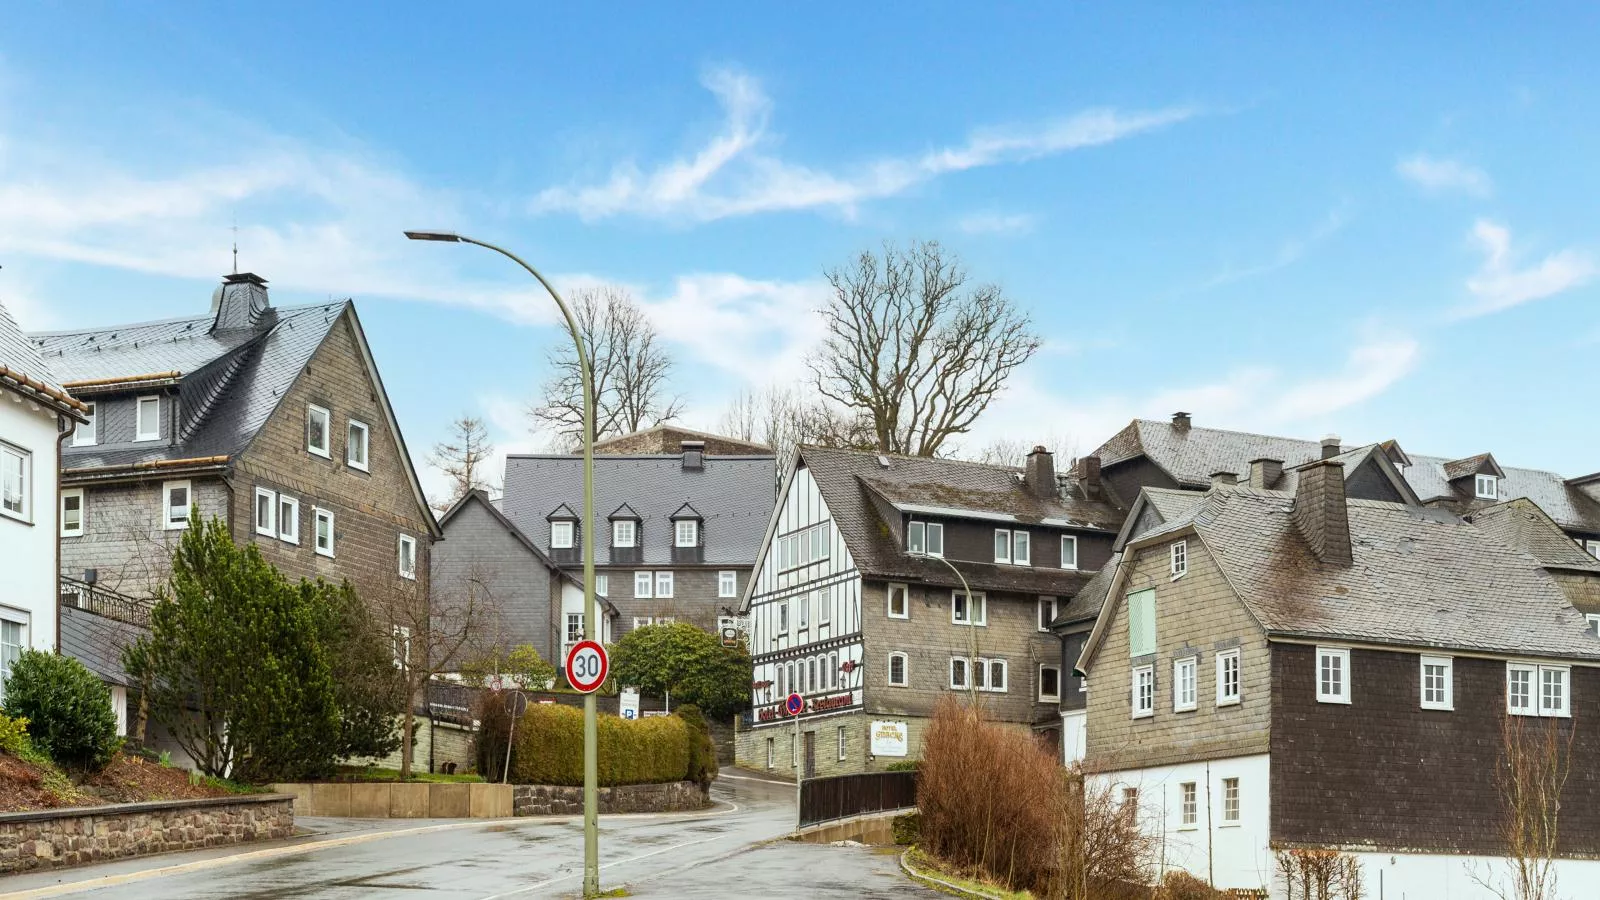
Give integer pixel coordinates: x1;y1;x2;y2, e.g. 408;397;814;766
905;847;1034;900
594;888;631;898
331;765;486;784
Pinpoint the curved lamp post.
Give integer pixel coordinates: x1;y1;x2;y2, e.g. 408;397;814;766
910;551;980;706
404;231;601;897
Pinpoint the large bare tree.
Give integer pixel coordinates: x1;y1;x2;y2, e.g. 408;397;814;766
529;286;683;445
809;240;1042;457
717;385;874;463
426;415;496;512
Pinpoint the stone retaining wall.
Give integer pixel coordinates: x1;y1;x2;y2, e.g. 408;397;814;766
270;782;513;818
513;781;709;816
0;794;294;875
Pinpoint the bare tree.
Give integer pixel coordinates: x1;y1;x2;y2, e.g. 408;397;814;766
967;432;1079;467
529;286;684;445
717;385;874;463
1470;714;1575;900
809;240;1042;457
427;415;496;512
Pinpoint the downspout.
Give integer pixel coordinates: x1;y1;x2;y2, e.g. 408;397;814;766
55;415;77;651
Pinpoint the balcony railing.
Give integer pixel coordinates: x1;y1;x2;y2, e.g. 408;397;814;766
60;578;155;628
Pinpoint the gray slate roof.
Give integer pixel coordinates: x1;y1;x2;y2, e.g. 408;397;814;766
1056;552;1120;626
0;298;85;418
1469;498;1600;574
501;453;777;566
59;605;145;686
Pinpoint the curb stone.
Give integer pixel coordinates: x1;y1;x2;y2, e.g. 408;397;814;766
897;847;1013;900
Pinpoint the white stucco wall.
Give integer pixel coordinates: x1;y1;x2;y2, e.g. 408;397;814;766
1062;710;1086;764
1348;851;1600;900
0;394;62;664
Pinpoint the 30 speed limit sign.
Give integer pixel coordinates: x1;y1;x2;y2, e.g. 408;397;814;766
564;640;610;694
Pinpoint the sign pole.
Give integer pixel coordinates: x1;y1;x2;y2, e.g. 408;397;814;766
785;691;805;831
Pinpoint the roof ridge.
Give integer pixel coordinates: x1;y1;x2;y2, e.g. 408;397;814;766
1134;418;1331;451
27;300;344;339
803;444;1025;474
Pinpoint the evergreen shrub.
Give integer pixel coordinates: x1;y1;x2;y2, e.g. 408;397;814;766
1;651;120;771
511;704;690;786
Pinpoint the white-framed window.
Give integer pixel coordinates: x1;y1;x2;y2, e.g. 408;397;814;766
1013;531;1030;565
1475;473;1499;500
398;534;418;580
1174;656;1198;712
1060;535;1079;570
1586;540;1600;560
828;651;839;689
675;519;699;547
551;520;574;549
73;403;96;446
887;583;909;619
595;574;609;596
777;521;832;570
634;571;653;599
1420;655;1453;710
1221;777;1241;824
163;480;193;530
805;659;815;693
253;487;276;537
1510;663;1571;718
1039;664;1061;702
346;420;370;471
392;625;411;670
1128;589;1156;657
313;507;335;557
949;656;970;690
613;519;637;548
1179;782;1198;828
818;589;831;627
0;611;29;703
1131;665;1155;718
566;613;584;645
1216;649;1241;706
1038;596;1057;632
837;725;847;762
1541;666;1571;718
952;590;986;626
888;652;908;687
777;600;788;635
718;570;737;598
985;658;1008;693
60;489;84;537
1316;647;1350;704
994;529;1012;564
278;495;300;544
135;396;161;442
631;617;655;630
907;520;944;557
654;571;673;598
798;591;810;630
1122;786;1139;810
1587;614;1600;638
1;443;30;522
1170;540;1187;577
991;529;1031;564
306;404;331;457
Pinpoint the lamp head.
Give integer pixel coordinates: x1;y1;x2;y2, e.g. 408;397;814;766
403;230;462;242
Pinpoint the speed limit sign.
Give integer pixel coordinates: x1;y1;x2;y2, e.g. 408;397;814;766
565;640;610;694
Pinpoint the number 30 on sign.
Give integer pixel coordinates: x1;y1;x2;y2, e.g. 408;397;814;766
565;640;610;694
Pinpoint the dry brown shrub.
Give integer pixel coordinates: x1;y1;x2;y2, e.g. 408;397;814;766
1060;766;1160;900
1156;869;1228;900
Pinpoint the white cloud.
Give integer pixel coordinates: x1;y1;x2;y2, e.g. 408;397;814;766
532;67;1196;223
957;212;1039;236
1460;219;1596;317
1195;205;1350;290
1396;154;1492;197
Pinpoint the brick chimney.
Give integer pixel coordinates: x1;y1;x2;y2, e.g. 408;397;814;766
211;272;272;332
1172;411;1192;431
680;440;705;471
1211;471;1238;488
1077;455;1102;502
1024;445;1056;499
1248;458;1283;490
1320;434;1341;460
1293;459;1352;565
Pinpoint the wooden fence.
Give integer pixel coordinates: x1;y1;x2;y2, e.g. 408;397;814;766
798;770;917;828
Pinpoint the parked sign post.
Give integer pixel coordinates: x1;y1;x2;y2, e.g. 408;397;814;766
620;687;640;720
786;692;805;829
566;641;610;694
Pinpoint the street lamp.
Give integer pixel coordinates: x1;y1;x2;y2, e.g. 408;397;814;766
405;230;602;898
910;551;980;705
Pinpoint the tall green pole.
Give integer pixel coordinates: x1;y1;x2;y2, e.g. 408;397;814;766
402;231;601;897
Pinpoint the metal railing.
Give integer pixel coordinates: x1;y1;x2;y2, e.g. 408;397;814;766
798;770;918;828
60;577;154;628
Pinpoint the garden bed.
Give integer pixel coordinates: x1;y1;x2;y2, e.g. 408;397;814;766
326;765;485;784
0;751;247;814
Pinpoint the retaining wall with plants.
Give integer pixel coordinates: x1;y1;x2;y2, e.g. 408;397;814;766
0;794;293;874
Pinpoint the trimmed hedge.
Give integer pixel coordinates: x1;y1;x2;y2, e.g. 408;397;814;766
511;704;690;787
1;650;120;772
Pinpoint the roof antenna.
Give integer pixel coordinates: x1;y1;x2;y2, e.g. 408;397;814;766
231;215;239;274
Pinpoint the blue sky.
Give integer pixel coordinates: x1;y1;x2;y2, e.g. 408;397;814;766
3;4;1598;497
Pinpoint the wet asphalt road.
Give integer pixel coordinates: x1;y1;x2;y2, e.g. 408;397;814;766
1;773;938;900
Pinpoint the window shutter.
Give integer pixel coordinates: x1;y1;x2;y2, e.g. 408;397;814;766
1128;589;1156;657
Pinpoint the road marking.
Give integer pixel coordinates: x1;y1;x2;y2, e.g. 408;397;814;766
476;834;726;899
716;772;792;784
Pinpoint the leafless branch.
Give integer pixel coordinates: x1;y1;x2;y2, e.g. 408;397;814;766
426;415;496;512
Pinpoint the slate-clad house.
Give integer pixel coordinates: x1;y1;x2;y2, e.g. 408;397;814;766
28;273;439;726
733;445;1124;780
496;437;775;669
1075;456;1600;896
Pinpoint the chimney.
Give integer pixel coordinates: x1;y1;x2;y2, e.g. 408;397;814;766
1293;459;1352;565
1248;457;1283;490
1077;455;1102;502
1210;471;1238;488
1320;434;1341;460
211;272;272;332
1172;411;1192;431
680;440;705;471
1024;445;1057;499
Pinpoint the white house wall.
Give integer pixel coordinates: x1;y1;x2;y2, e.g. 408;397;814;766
0;394;62;659
1345;851;1600;900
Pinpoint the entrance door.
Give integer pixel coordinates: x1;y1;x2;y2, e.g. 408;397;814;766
803;731;816;779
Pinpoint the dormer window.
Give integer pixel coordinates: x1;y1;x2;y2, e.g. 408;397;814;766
551;521;574;549
613;520;636;547
670;503;705;562
907;521;944;557
675;519;699;547
1475;474;1499;500
136;396;161;442
609;504;644;564
546;504;580;562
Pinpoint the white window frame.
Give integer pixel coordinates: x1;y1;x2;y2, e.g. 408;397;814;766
907;521;926;554
566;613;585;646
1179;781;1198;829
634;571;653;599
951;590;987;626
313;507;336;557
73;403;96;446
0;610;31;703
777;601;788;635
1587;613;1600;639
655;571;674;599
818;588;831;627
398;534;418;580
1586;539;1600;560
162;480;193;530
1216;649;1241;706
797;591;809;630
949;656;969;690
1170;540;1187;578
306;404;331;458
1507;663;1535;716
1316;646;1351;704
675;519;698;547
1509;662;1571;718
0;443;30;523
1060;535;1079;570
60;488;84;537
887;583;909;619
1221;777;1241;824
613;519;637;548
1173;656;1198;712
837;725;847;762
1013;531;1031;566
1420;655;1453;711
595;573;609;597
253;487;276;537
924;522;944;557
1131;665;1155;719
994;528;1012;564
135;395;161;442
718;570;737;598
1039;664;1061;702
1037;596;1057;632
550;520;575;549
983;658;1008;694
1540;665;1571;718
278;495;300;545
888;652;909;687
346;419;370;471
1475;473;1499;500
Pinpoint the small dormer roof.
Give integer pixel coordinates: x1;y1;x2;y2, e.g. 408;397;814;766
1378;439;1413;469
670;501;703;520
608;502;642;521
1443;452;1506;482
547;502;579;521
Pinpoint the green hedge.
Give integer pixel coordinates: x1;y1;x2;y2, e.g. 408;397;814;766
511;705;690;787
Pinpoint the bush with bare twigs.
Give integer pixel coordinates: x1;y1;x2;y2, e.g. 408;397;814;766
1469;713;1575;900
1155;869;1228;900
1274;848;1363;900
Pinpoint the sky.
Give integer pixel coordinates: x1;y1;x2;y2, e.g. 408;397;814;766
3;4;1598;501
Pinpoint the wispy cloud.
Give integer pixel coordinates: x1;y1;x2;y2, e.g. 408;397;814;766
957;212;1039;236
1194;205;1351;290
1396;154;1492;197
1459;219;1596;317
532;67;1197;223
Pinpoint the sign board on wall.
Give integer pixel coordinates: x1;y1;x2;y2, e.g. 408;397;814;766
620;687;640;720
870;720;909;757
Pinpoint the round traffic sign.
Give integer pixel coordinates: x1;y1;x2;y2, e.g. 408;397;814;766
565;640;610;694
785;692;804;716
